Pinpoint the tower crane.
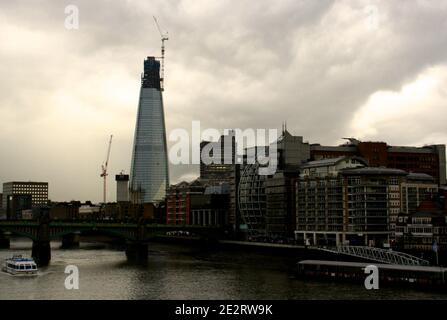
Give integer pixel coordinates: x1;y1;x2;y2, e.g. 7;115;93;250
153;16;168;91
100;134;113;204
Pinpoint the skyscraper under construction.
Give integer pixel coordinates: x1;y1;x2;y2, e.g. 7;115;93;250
130;57;169;203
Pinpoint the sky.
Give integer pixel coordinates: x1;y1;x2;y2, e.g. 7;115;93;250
0;0;447;203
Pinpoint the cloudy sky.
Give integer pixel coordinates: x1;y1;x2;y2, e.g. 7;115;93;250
1;0;446;202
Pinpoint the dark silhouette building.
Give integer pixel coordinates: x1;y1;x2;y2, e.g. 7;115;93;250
2;181;48;218
200;132;236;185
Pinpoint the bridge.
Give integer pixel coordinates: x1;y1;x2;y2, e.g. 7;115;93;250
0;220;223;265
316;245;430;266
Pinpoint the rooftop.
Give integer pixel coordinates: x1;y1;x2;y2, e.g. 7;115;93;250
406;172;435;182
301;156;367;169
341;167;408;176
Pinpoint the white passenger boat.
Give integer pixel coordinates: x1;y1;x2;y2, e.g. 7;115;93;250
2;255;38;276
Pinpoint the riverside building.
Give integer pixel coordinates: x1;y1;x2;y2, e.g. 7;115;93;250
294;157;409;247
2;181;48;210
310;139;446;185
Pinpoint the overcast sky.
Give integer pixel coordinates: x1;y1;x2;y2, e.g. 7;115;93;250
1;0;446;203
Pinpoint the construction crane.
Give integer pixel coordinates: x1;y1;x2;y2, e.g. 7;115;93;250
100;134;113;204
153;16;168;91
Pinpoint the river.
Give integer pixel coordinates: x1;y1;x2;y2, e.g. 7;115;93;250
1;238;446;300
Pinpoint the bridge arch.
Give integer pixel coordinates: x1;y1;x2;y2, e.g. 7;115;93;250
0;228;38;241
48;228;136;242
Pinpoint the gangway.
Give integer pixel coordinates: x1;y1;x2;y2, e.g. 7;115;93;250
316;246;430;266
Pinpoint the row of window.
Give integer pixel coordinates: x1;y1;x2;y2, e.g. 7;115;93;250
7;263;37;270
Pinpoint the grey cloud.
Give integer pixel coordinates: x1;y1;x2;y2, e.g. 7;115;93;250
0;0;446;202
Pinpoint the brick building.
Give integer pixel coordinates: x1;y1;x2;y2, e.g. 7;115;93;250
310;139;446;185
395;195;447;253
166;179;230;226
166;179;206;225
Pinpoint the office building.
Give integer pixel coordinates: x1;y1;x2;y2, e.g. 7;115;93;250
276;130;310;169
265;170;300;240
6;194;32;220
395;195;447;252
228;164;242;237
295;157;408;247
238;163;268;237
49;201;81;220
236;130;311;238
2;181;48;212
191;185;230;227
115;173;129;202
401;173;438;214
200;132;236;185
166;179;206;225
232;129;446;240
166;179;230;226
130;56;169;204
310;139;446;185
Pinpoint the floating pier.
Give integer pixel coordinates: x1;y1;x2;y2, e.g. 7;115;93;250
297;260;447;288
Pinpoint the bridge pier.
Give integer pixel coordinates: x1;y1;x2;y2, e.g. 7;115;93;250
125;241;148;263
32;241;51;266
0;231;10;249
61;233;80;249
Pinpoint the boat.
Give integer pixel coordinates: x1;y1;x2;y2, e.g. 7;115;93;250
2;255;38;276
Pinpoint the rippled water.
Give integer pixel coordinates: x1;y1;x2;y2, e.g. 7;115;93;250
1;239;447;300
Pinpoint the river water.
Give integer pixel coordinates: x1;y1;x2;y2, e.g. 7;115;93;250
1;239;447;300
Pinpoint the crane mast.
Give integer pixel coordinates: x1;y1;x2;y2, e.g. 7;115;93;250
100;134;113;204
153;16;168;91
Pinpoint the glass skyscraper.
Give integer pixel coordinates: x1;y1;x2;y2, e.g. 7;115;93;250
130;57;169;203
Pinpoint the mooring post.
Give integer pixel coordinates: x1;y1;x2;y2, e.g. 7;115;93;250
61;232;80;249
32;211;51;266
125;241;148;262
32;240;51;266
0;230;10;249
125;223;148;263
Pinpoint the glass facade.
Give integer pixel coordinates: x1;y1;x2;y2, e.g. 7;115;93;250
130;57;169;203
238;163;267;237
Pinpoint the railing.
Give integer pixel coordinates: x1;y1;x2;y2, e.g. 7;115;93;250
318;245;430;266
0;221;222;232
